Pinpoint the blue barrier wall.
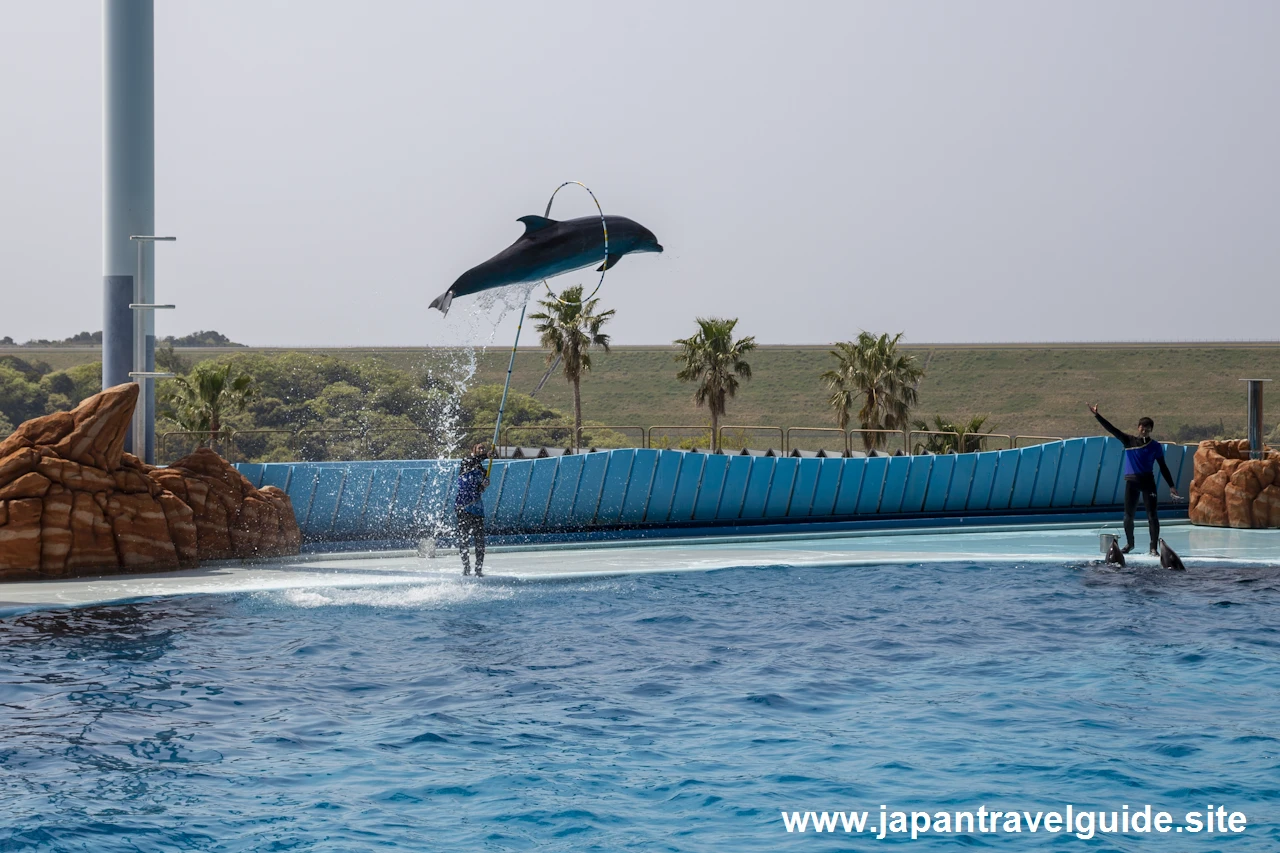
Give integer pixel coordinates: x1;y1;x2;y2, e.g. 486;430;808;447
236;439;1196;543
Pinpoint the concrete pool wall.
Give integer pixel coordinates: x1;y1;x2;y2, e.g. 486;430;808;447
234;438;1196;544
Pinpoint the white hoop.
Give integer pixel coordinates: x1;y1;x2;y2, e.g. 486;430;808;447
541;181;608;307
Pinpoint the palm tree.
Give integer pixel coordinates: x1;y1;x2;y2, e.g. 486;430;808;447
528;284;615;450
674;317;756;453
160;360;255;451
822;331;924;451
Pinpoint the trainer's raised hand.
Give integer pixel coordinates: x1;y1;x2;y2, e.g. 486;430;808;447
1087;403;1099;416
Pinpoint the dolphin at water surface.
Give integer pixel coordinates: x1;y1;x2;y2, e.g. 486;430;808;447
431;214;662;315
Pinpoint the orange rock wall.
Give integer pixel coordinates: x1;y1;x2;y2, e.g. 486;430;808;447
1187;439;1280;529
0;384;301;580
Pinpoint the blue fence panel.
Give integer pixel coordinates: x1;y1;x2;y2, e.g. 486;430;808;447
900;456;934;514
361;468;401;536
987;450;1023;511
943;453;977;512
1071;437;1107;507
810;457;846;517
921;455;955;513
545;455;585;528
644;451;685;523
965;451;999;510
1050;439;1084;507
595;450;636;525
1029;442;1063;508
786;458;823;517
236;464;265;489
1156;444;1182;503
307;468;348;537
694;455;730;521
259;463;291;494
570;452;610;526
388;469;428;531
1096;438;1126;506
332;468;373;538
484;461;512;525
520;457;560;528
877;455;911;514
1008;445;1045;509
619;449;659;524
494;459;532;528
763;457;799;518
739;457;777;519
854;457;889;514
715;455;754;519
283;465;318;524
668;453;707;523
418;462;459;531
1176;446;1196;497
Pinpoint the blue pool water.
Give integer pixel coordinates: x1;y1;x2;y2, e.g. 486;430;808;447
1;559;1277;851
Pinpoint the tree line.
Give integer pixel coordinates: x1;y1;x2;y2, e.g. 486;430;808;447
1;300;994;458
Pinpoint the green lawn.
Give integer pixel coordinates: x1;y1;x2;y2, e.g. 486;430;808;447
8;343;1279;444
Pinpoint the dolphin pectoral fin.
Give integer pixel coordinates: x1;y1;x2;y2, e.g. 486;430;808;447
429;290;455;316
596;254;623;272
517;215;557;235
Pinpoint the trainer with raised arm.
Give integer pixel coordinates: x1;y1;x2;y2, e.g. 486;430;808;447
1088;404;1181;556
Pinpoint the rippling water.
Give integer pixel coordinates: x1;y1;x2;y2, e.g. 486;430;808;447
2;560;1278;851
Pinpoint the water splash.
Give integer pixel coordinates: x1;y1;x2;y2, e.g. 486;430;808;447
273;579;516;610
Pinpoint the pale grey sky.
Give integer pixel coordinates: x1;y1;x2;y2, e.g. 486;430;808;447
2;1;1278;347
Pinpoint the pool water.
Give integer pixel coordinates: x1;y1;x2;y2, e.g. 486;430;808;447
1;558;1277;851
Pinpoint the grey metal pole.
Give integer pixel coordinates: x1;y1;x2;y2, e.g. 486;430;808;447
128;235;175;463
1242;379;1271;460
488;294;531;475
103;0;154;456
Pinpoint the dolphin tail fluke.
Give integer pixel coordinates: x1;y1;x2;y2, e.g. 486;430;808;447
430;290;455;316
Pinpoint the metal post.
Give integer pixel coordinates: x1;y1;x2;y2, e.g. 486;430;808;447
488;294;531;475
103;0;153;406
132;240;146;455
128;235;176;464
1242;379;1271;460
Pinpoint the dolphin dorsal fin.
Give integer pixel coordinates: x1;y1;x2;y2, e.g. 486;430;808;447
517;215;557;235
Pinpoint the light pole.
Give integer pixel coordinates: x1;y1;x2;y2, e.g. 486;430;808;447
128;234;176;463
1242;379;1271;460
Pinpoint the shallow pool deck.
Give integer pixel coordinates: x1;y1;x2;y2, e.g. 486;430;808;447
2;521;1278;612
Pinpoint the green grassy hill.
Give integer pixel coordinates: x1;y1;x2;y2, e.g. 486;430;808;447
6;343;1279;445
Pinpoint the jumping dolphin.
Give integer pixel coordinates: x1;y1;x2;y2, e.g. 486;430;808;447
1158;538;1186;571
431;214;662;315
1105;538;1126;567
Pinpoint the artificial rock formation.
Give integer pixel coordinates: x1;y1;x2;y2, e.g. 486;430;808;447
1187;439;1280;529
0;384;300;580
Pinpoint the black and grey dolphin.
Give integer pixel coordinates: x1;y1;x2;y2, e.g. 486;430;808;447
1105;538;1126;567
431;214;662;315
1158;538;1186;571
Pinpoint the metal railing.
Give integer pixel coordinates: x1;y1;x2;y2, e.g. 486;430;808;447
576;425;647;450
785;427;848;455
649;425;713;451
1013;434;1066;448
158;424;1121;464
908;430;1015;454
717;425;784;453
847;429;909;456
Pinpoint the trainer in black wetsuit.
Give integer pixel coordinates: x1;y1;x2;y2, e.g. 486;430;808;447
1088;404;1181;555
454;444;491;576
